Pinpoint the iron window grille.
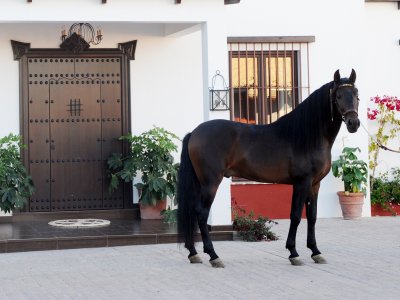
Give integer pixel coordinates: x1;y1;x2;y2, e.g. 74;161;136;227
228;39;311;125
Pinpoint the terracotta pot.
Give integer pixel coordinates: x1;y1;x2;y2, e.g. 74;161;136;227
337;191;364;220
139;199;167;220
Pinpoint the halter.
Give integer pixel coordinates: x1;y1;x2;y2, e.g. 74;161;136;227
329;83;359;122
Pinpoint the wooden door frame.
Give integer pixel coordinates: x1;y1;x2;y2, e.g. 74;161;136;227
11;40;137;212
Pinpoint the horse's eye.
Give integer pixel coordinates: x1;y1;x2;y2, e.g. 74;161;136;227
337;95;341;99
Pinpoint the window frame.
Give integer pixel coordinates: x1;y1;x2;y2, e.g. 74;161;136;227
228;37;313;126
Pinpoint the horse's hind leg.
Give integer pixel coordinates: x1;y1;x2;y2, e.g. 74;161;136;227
286;181;309;266
196;184;225;268
186;238;202;264
306;182;327;264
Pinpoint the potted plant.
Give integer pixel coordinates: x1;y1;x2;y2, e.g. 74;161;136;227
331;147;368;219
0;134;34;213
107;126;179;219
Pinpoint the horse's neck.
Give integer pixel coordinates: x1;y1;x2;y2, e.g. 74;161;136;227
326;109;343;148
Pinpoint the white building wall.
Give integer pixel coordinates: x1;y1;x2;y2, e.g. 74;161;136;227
0;0;398;222
364;2;400;178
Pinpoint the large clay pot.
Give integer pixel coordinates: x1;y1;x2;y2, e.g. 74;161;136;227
337;191;364;220
139;199;167;220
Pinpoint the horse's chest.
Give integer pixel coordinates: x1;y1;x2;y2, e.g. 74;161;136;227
314;156;332;181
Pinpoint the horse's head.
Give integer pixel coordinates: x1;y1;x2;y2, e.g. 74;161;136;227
332;69;360;133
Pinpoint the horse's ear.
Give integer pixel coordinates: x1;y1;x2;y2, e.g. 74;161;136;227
334;69;341;85
349;69;356;84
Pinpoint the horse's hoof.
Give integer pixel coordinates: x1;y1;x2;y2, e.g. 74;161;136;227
189;254;203;264
311;254;327;264
210;258;225;268
289;257;304;266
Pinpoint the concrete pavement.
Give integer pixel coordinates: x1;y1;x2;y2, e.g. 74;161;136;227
0;217;399;300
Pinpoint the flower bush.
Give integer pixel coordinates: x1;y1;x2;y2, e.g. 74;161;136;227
232;201;278;242
370;168;400;216
367;95;400;178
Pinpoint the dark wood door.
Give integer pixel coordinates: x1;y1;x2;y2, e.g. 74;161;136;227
27;57;124;211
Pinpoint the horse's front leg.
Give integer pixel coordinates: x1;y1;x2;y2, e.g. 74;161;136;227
306;182;327;264
286;181;308;266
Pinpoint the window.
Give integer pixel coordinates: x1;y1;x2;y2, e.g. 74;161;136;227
228;38;312;124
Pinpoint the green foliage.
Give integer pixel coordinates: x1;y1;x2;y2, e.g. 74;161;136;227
0;134;34;213
160;206;177;224
107;126;180;206
370;168;400;215
331;147;368;194
232;202;278;242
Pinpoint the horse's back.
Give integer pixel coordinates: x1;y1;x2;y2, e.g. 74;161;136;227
188;119;293;183
188;119;243;167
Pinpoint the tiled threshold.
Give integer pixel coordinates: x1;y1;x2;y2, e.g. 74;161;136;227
0;231;233;253
0;216;234;253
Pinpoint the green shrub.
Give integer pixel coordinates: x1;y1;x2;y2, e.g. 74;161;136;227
160;206;177;224
0;134;34;213
107;126;179;206
371;168;400;215
331;147;368;194
232;202;278;242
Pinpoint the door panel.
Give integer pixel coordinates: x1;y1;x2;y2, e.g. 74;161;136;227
49;80;103;211
26;56;125;211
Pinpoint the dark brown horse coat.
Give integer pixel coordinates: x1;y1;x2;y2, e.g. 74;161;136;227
178;69;360;267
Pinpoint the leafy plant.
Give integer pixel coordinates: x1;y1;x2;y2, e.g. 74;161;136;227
107;126;180;206
331;147;368;194
370;168;400;215
0;134;34;213
160;206;178;224
232;202;278;242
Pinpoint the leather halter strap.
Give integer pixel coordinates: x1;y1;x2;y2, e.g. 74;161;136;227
329;83;358;122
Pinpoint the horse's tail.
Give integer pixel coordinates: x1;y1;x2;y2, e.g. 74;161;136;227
177;133;200;248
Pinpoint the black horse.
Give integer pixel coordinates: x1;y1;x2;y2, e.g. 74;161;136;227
177;69;360;267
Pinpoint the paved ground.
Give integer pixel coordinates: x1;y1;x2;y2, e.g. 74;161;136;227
0;217;399;300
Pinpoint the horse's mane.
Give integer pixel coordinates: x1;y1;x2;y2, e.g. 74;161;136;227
274;81;335;153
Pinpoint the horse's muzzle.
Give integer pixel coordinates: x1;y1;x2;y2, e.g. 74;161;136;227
344;112;360;133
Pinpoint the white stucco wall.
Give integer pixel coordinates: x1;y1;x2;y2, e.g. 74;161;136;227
364;2;400;178
0;0;398;223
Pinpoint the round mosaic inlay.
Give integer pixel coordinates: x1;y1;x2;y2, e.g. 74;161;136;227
48;219;111;228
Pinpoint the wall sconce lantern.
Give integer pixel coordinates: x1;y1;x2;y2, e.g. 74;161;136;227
209;70;230;111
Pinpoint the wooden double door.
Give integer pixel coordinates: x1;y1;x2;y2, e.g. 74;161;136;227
26;56;127;212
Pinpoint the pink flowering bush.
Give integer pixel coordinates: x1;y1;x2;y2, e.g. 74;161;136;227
367;95;400;121
368;95;400;195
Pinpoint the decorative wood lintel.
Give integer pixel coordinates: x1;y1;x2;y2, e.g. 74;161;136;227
11;40;31;60
175;0;240;4
27;0;240;5
28;0;106;2
118;40;137;60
